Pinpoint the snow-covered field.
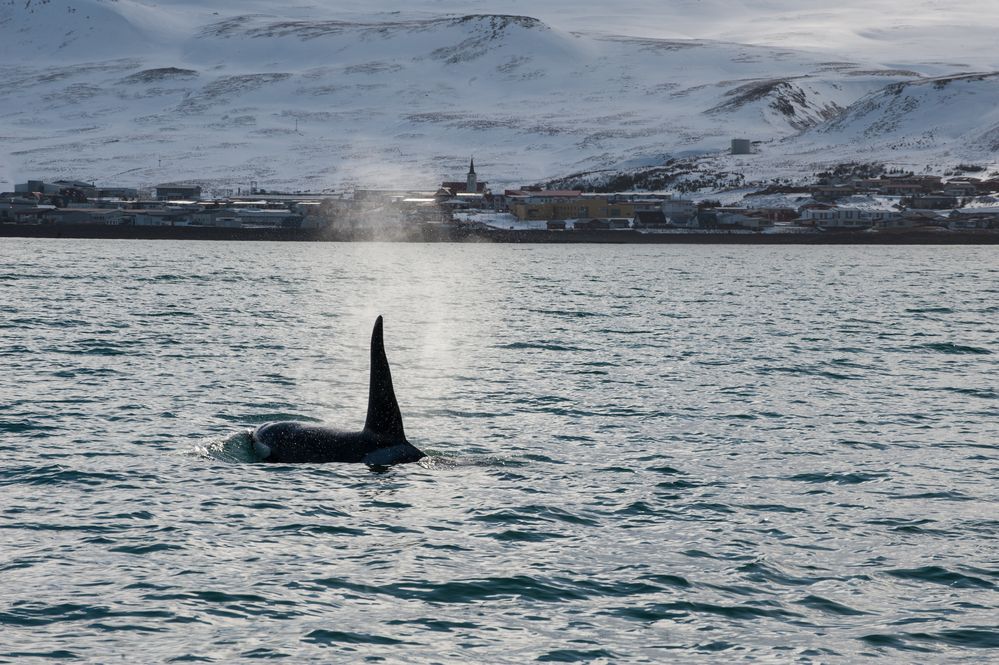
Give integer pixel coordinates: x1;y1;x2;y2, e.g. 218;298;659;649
1;0;997;192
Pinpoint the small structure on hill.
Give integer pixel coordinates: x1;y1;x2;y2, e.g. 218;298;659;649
731;139;753;155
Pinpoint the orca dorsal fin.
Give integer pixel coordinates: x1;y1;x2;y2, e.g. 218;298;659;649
364;316;407;439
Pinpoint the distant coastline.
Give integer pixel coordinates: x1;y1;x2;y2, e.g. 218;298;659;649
3;222;998;244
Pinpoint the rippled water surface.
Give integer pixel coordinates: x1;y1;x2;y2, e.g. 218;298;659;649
1;239;998;663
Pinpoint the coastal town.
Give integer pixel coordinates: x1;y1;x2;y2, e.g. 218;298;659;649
3;157;999;241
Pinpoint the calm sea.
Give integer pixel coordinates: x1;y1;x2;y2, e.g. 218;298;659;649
1;239;997;663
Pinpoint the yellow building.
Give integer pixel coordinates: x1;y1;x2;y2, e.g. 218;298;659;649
509;193;635;221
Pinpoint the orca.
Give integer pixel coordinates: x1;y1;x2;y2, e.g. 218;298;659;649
251;316;425;465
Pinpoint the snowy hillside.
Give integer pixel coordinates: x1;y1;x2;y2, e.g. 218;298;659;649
1;0;997;192
799;73;999;157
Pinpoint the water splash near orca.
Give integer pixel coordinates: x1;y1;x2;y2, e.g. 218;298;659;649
192;430;259;464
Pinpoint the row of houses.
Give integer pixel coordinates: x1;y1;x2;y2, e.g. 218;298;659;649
532;206;999;233
12;179;206;201
7;163;999;234
0;203;316;229
494;192;999;232
811;174;999;203
3;174;474;230
2;179;325;228
748;203;998;231
2;176;349;229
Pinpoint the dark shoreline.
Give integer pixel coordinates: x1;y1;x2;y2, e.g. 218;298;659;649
2;222;998;244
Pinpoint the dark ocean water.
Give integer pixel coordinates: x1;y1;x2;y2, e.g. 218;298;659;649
1;239;997;663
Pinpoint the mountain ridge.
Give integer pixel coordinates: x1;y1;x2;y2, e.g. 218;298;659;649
1;1;996;191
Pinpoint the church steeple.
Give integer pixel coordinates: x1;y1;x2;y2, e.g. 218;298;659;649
466;156;477;193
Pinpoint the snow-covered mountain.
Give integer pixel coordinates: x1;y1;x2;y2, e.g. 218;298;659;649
1;0;997;192
798;73;999;157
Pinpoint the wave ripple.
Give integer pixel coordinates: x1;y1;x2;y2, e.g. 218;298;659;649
1;241;997;662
